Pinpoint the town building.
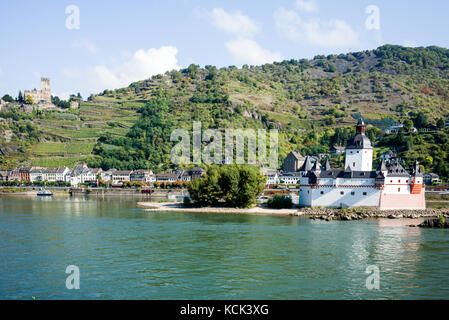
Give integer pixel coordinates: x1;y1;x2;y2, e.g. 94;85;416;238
0;170;11;181
278;172;302;185
112;171;132;185
423;173;441;186
385;121;403;134
130;170;154;183
56;167;71;182
283;152;305;172
30;168;44;182
299;119;426;210
156;173;178;183
380;150;397;161
265;171;279;186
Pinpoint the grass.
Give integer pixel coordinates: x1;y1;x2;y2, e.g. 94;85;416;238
31;156;95;168
34;142;95;155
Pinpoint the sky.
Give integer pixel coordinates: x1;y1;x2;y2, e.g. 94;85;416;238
1;0;449;100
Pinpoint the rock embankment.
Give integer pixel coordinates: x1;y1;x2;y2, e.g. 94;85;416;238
298;208;449;221
418;218;449;228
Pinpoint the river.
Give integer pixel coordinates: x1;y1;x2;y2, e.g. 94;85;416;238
0;195;448;299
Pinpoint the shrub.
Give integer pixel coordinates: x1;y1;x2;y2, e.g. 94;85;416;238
183;197;192;207
267;195;293;209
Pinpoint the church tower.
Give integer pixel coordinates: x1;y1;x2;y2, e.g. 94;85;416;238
345;118;373;171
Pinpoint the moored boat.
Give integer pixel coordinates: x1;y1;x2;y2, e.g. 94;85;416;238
37;189;53;196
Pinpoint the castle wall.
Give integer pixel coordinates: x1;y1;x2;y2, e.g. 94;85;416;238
299;177;380;208
378;189;426;210
24;78;51;105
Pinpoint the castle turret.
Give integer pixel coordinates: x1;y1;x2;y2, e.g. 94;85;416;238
345;117;373;171
356;118;366;135
324;158;331;171
410;161;423;194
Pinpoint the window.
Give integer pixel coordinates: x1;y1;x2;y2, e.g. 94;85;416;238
351;192;355;196
357;151;360;154
398;188;401;192
340;191;344;195
363;192;367;196
398;180;401;183
353;162;356;167
320;191;324;195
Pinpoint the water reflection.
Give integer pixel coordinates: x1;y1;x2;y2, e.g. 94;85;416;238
0;196;448;299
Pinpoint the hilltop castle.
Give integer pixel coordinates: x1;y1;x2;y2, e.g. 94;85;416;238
24;78;52;105
299;119;426;210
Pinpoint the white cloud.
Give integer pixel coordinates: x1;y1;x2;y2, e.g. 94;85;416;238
295;0;318;13
201;8;260;38
60;46;180;95
225;39;282;65
71;39;98;54
274;8;359;48
90;46;179;91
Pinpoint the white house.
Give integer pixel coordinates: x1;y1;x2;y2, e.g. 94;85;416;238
278;172;301;185
156;173;178;183
265;172;279;185
30;168;43;182
56;167;70;182
112;170;132;185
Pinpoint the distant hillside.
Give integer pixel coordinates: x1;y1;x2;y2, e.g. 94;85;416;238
1;45;449;179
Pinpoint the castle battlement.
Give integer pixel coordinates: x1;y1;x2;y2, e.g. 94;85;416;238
24;77;52;105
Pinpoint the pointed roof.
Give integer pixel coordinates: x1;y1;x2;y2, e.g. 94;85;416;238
324;158;331;171
288;151;304;161
377;160;388;172
311;160;321;172
299;156;313;172
412;160;423;177
357;117;365;126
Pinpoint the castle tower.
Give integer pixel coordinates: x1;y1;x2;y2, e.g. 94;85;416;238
345;118;373;171
41;78;50;93
410;161;423;194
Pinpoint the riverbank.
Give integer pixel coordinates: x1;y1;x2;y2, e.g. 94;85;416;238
137;202;300;215
137;202;449;219
302;207;449;221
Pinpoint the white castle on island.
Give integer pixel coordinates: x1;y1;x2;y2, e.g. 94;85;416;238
298;119;426;210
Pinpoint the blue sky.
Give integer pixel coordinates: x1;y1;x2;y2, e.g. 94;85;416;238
1;0;449;99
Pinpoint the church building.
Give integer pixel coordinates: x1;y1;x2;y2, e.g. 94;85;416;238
298;119;426;210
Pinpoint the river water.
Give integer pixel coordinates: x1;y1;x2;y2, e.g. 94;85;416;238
0;195;448;300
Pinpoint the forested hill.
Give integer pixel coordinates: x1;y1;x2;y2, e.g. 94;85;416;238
1;45;449;179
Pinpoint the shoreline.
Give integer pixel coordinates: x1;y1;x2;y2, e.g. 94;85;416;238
137;202;300;216
137;202;449;219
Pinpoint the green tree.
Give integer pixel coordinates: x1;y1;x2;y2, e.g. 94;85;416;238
403;119;414;131
24;95;34;105
437;118;445;129
17;91;24;103
414;112;428;128
2;94;14;102
188;165;266;208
